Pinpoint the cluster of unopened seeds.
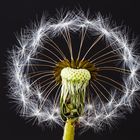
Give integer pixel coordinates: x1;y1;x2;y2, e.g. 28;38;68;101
60;67;91;82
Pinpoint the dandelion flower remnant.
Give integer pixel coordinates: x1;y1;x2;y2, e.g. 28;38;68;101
9;11;140;140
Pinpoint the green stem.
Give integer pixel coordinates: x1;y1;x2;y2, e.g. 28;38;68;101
63;119;75;140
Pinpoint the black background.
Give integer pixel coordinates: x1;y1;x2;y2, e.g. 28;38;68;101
0;0;140;140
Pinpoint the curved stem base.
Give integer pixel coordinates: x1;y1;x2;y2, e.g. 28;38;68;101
63;119;75;140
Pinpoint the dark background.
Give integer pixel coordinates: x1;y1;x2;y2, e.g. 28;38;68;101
0;0;140;140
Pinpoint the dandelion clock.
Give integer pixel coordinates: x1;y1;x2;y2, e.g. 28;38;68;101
8;11;140;140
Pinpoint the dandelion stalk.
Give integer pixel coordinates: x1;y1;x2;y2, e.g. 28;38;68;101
63;118;75;140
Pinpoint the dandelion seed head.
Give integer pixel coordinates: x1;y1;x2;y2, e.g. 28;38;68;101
8;10;140;132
